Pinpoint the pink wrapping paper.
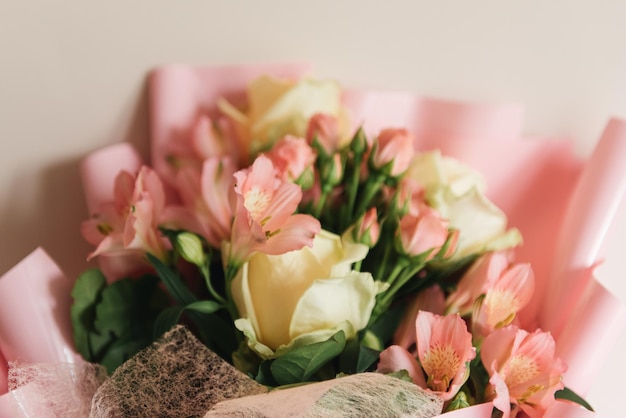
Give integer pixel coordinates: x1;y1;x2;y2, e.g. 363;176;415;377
0;247;77;416
0;248;75;365
542;118;626;337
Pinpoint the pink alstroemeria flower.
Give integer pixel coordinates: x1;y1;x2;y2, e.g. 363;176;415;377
175;157;236;249
393;285;446;352
473;262;535;337
482;326;566;418
378;311;476;401
446;251;514;316
265;135;317;184
396;203;451;259
228;155;321;265
165;114;242;174
445;251;535;337
371;128;416;177
81;166;171;261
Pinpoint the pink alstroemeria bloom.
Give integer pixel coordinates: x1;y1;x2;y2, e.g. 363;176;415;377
446;250;515;316
165;114;243;174
396;203;451;259
393;285;446;352
482;326;566;418
228;155;321;265
306;112;342;155
81;166;170;261
371;128;416;177
175;157;236;249
378;311;476;401
473;263;535;337
265;135;317;184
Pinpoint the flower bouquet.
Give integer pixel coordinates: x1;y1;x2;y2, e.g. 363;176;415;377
1;62;625;417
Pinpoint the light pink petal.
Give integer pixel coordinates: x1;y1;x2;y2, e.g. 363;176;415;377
262;182;303;231
496;263;535;308
377;345;426;388
415;311;435;360
257;214;320;255
489;368;511;418
80;143;143;215
481;326;518;374
200;157;235;238
393;285;445;350
235;155;278;197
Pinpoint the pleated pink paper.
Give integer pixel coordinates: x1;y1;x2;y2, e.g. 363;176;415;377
0;248;77;415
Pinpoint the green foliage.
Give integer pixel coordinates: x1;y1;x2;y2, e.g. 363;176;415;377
270;331;347;386
446;391;471;411
70;270;169;374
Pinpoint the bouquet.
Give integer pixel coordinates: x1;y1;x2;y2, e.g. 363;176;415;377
0;62;625;417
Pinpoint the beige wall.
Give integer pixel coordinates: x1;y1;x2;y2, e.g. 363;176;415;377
1;1;625;413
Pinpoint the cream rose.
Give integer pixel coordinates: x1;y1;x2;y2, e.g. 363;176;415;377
407;151;522;258
218;75;350;155
231;230;385;358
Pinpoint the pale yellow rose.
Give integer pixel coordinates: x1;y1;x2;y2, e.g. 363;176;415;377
231;230;385;358
406;151;522;258
218;75;350;156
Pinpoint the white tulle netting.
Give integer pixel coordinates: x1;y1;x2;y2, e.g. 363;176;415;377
8;360;107;417
89;325;267;417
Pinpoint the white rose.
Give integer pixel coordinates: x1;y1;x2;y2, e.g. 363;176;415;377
407;151;521;258
218;75;350;155
231;230;385;358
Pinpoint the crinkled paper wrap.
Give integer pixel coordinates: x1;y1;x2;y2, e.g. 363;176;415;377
1;63;625;417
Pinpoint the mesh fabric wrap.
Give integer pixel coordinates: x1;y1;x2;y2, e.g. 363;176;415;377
8;361;107;417
90;325;267;418
206;372;444;417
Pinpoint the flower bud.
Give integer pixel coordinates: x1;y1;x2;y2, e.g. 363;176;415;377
306;113;341;155
175;232;207;267
371;128;415;177
349;127;368;155
352;208;381;247
396;204;449;260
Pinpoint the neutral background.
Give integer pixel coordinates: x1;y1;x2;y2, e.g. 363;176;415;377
1;1;625;415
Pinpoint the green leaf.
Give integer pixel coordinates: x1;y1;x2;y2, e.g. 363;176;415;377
446;391;470;411
70;269;106;360
355;343;380;373
153;300;223;339
270;331;346;385
555;387;594;411
153;305;186;339
385;369;414;383
147;253;197;305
